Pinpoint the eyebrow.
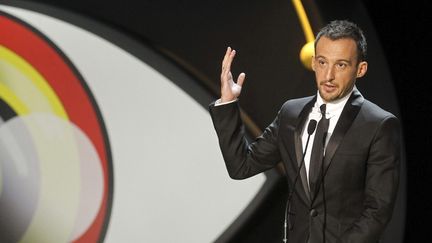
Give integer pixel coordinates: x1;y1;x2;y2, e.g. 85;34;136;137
316;55;352;64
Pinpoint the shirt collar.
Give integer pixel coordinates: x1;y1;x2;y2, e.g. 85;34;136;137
314;86;355;119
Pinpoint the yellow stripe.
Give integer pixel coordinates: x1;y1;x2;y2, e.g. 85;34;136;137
0;81;29;114
292;0;315;42
0;45;68;119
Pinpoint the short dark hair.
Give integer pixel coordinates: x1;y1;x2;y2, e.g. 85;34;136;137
314;20;367;62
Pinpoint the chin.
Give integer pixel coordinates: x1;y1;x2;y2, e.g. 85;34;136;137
319;91;333;102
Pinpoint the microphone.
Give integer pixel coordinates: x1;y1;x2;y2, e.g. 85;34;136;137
308;119;318;135
283;119;317;243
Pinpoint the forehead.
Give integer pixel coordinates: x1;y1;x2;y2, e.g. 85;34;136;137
315;36;358;61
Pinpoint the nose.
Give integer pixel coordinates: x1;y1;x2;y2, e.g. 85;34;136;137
325;66;335;81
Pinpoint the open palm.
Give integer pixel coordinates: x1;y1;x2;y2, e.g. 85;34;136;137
220;47;246;102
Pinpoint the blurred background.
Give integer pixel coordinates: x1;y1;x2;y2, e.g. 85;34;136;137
0;0;430;242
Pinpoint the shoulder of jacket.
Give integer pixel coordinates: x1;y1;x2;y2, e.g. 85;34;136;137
361;99;398;121
281;95;314;109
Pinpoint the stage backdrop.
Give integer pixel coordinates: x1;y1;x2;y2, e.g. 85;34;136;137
0;1;405;242
0;5;264;243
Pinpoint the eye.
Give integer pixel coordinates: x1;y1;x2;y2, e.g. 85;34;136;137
336;63;347;69
318;59;326;66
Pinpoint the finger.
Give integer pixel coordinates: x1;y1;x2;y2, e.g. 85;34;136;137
237;72;246;87
221;48;236;81
221;46;231;70
225;49;236;73
220;48;230;82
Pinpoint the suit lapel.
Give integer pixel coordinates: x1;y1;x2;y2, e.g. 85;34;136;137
311;89;364;202
292;97;316;202
323;89;364;174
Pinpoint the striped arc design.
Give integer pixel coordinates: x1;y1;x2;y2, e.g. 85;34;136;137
0;13;111;243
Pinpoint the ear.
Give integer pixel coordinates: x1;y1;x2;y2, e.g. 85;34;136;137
356;61;368;78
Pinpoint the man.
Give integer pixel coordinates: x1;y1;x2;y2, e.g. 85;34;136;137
209;20;400;243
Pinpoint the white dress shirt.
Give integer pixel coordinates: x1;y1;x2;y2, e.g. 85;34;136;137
302;89;354;182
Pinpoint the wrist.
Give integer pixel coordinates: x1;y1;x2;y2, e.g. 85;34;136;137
221;96;236;103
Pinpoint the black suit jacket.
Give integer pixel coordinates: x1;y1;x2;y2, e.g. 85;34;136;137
209;89;401;243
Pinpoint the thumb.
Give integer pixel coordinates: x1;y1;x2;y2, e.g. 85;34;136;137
237;73;246;87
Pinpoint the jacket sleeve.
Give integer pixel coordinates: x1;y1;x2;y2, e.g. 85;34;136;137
209;101;282;179
340;116;401;243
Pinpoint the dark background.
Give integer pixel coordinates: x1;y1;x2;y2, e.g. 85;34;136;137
363;1;432;242
4;0;431;242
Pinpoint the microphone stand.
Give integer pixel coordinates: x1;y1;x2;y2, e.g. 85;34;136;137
320;132;328;243
283;120;317;243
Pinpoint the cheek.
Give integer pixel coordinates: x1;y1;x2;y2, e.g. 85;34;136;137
337;80;355;95
337;72;356;86
314;74;323;86
314;70;325;81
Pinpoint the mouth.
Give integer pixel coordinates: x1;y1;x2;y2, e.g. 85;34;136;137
321;82;337;93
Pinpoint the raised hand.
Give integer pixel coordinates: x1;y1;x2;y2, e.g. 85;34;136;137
220;47;246;103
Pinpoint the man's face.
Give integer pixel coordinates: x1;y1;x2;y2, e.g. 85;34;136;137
312;36;367;102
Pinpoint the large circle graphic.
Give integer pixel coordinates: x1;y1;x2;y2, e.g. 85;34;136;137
0;11;112;243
